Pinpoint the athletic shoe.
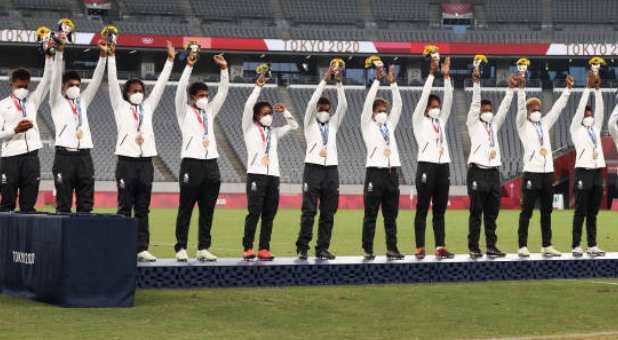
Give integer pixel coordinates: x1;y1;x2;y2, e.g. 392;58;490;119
572;246;584;258
257;249;274;261
435;247;455;259
176;249;189;262
196;249;217;262
486;247;506;259
517;247;530;258
469;249;483;259
542;246;562;257
316;249;336;260
364;251;375;261
415;247;426;260
137;250;157;262
297;249;308;261
243;248;256;260
386;249;404;260
587;246;606;257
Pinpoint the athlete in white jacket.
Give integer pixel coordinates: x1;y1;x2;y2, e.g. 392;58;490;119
241;73;298;261
569;72;605;257
173;53;229;262
107;41;175;262
516;74;573;258
0;55;52;212
360;65;404;261
412;57;454;260
465;70;516;259
296;65;347;261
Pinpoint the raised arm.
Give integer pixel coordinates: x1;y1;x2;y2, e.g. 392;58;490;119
208;55;230;118
145;42;175;111
441;79;454;124
107;55;123;112
29;56;53;110
274;104;299;139
243;83;262;134
543;75;574;129
516;88;528;129
334;81;348;128
594;88;604;132
386;65;402;127
49;50;65;108
412;74;435;127
466;81;481;127
570;87;590;137
81;42;107;107
176;64;193;122
304;79;327;129
494;80;516;130
609;100;618;147
361;79;380;132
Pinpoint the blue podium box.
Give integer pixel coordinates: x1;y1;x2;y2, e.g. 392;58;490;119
0;212;137;307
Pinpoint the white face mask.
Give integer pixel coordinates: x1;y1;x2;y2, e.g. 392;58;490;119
428;108;440;119
582;116;594;127
259;114;273;127
129;92;144;105
65;86;80;99
529;111;542;122
13;88;29;100
317;111;330;123
195;97;209;110
374;112;388;124
480;112;494;123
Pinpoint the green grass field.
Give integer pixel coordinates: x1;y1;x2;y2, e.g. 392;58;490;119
2;208;618;340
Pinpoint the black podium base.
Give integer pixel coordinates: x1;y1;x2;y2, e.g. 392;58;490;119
137;253;618;289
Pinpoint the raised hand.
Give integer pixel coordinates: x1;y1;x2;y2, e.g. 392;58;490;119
430;58;438;75
508;75;518;89
97;39;108;57
166;40;176;61
256;73;267;87
213;54;227;69
323;65;334;81
441;57;451;79
273;103;285;113
376;65;386;81
565;74;575;89
594;73;601;90
387;64;396;84
586;71;595;89
14;120;33;133
472;67;481;83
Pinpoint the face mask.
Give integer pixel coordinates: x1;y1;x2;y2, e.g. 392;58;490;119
582;116;594;127
480;112;494;123
374;112;388;124
428;108;440;118
317;111;330;123
259;114;273;127
13;88;29;100
129;92;144;105
195;97;209;110
529;111;541;122
65;86;80;99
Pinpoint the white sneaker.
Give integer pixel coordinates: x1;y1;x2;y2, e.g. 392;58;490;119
518;247;530;258
542;246;562;257
196;249;217;262
137;250;157;262
176;249;189;262
587;246;606;257
572;246;584;258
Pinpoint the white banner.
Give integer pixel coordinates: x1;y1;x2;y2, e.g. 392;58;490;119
264;39;377;54
547;43;618;56
0;29;95;45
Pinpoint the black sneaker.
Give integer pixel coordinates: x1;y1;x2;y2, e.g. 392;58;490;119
297;249;308;261
316;249;336;260
364;251;376;260
386;249;405;260
469;249;483;259
486;247;506;259
435;247;455;259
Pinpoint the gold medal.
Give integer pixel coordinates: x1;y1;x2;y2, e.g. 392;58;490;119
261;155;270;166
75;128;83;140
539;147;547;157
489;148;497;160
593;150;599;160
319;148;327;157
135;134;144;146
202;138;210;148
383;148;391;157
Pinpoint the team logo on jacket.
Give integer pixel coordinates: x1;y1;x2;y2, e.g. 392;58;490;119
526;180;532;190
56;173;63;184
303;182;308;192
421;173;427;184
1;174;6;184
577;180;583;190
119;178;125;189
183;173;189;184
367;182;373;192
471;181;478;191
251;182;257;192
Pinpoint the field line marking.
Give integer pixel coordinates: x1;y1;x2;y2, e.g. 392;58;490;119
588;281;618;286
464;330;618;340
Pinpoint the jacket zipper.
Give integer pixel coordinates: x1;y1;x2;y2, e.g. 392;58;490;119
472;145;480;154
578;148;585;160
250;152;258;166
185;136;193;150
369;146;377;158
57;124;67;138
422;142;429;153
119;134;128;146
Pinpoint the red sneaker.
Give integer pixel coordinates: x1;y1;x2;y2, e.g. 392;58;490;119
415;247;426;260
243;248;256;260
257;249;274;261
435;246;455;259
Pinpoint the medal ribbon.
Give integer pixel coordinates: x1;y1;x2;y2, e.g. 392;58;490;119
11;96;26;118
587;127;598;149
193;106;208;138
534;122;544;146
432;118;443;147
257;124;272;155
483;122;496;147
379;123;390;146
318;122;329;146
66;97;82;128
131;104;144;132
